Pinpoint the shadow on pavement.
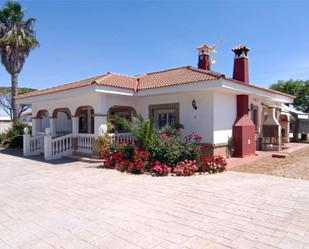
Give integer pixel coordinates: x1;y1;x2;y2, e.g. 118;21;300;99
0;147;78;165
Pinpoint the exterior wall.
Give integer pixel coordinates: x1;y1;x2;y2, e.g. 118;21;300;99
0;122;11;133
213;92;236;144
55;112;72;133
18;81;294;157
31;92;103;118
136;91;214;144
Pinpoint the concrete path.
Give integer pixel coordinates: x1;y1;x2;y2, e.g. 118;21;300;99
0;150;309;249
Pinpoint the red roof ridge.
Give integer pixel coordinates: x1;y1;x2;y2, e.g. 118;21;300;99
135;65;191;77
187;66;225;78
103;71;137;79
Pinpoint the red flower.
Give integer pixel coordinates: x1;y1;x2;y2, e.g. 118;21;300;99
199;155;227;174
185;132;203;143
159;133;169;139
174;160;198;176
151;161;171;176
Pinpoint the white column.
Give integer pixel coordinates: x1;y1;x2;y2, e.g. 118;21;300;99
72;117;79;136
87;107;92;133
44;128;52;160
31;118;37;136
94;114;107;138
50;118;56;137
23;127;30;156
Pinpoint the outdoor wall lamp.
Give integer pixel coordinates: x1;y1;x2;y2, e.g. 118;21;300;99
192;99;197;110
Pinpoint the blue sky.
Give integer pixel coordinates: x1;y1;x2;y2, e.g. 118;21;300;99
0;0;309;90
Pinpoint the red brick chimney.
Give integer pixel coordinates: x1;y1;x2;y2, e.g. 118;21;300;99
197;44;214;71
232;45;250;83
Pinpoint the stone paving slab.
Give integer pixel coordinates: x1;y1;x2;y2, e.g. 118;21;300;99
0;151;309;249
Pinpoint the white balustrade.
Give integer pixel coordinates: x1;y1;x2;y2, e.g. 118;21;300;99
50;134;73;160
24;128;134;160
109;133;134;144
76;133;95;154
23;132;44;156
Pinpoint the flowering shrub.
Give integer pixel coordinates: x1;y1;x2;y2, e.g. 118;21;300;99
151;161;171;176
186;132;202;143
114;142;135;161
149;132;201;165
133;151;151;172
174;160;198;176
159;133;169;139
199;155;227;174
127;160;145;174
116;159;132;172
100;121;228;177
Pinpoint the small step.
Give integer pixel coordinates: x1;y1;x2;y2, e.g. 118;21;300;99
272;153;288;159
65;154;103;164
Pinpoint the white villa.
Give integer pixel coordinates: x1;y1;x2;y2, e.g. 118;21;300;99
16;45;294;160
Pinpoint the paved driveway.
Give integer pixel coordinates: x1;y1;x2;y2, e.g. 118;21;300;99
0;151;309;249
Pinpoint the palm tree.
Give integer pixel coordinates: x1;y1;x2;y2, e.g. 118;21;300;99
0;1;38;121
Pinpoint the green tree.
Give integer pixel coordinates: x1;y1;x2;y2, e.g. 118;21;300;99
0;1;38;121
270;80;309;141
270;80;309;112
0;86;36;119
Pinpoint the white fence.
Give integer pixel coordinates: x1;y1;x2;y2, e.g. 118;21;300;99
51;134;73;160
76;133;95;154
24;129;134;160
23;134;44;156
109;133;134;144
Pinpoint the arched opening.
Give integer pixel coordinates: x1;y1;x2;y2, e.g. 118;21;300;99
108;106;137;133
36;110;50;133
75;106;94;134
52;108;72;136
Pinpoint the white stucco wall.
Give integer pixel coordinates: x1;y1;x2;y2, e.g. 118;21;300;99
18;81;292;142
0;122;11;133
136;91;214;143
213;92;237;144
29;86;104;118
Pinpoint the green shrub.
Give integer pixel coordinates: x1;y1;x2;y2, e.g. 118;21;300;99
149;132;200;166
112;114;156;151
1;120;31;148
0;132;6;146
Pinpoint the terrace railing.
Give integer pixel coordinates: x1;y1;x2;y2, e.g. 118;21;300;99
23;127;135;161
23;131;44;156
76;133;95;154
109;132;134;144
44;133;73;160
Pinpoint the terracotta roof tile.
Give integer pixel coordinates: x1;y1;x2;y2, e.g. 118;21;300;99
95;72;137;89
138;66;224;89
15;74;104;99
16;66;223;99
15;65;293;99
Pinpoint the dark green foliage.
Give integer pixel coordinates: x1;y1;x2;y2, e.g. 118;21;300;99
149;133;200;166
112;114;156;151
270;80;309;112
0;1;39;121
1;120;30;148
111;142;135;161
0;87;36;94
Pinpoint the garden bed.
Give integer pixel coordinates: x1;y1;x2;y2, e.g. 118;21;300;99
98;116;227;177
230;147;309;180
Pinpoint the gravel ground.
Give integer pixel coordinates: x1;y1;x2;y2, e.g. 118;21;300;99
231;147;309;180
